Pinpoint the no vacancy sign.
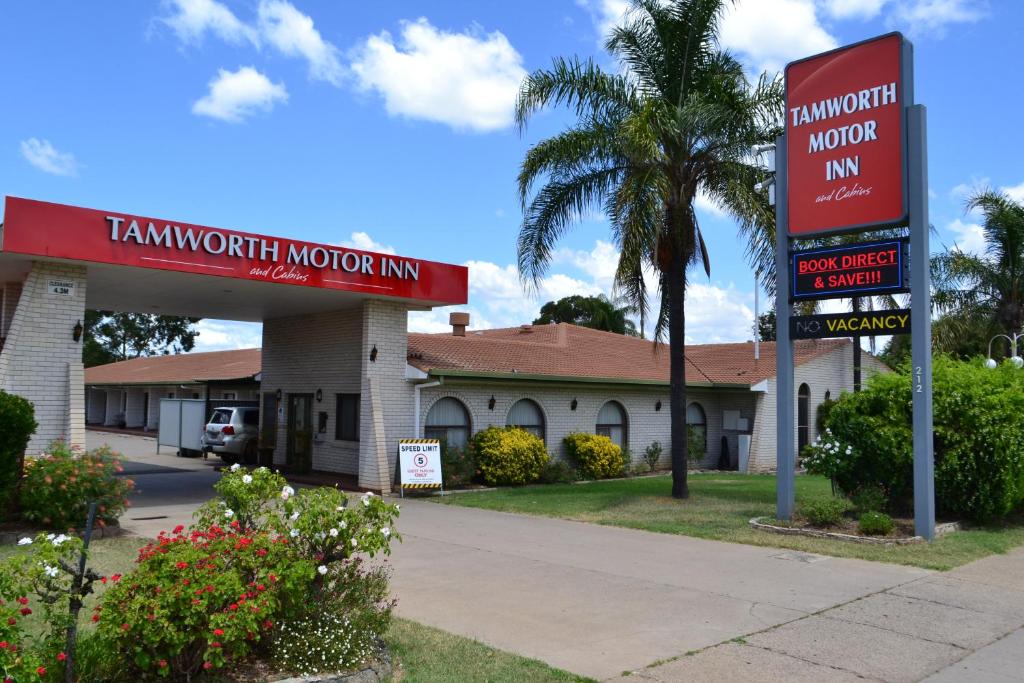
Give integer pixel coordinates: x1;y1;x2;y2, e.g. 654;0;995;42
786;33;910;236
398;439;442;491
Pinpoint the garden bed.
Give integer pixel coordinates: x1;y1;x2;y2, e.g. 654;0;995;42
749;516;961;545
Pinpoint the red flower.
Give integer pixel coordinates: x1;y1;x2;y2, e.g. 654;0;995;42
229;603;238;611
257;584;266;592
111;574;122;582
0;641;7;649
203;662;213;670
16;597;28;606
57;653;67;662
213;628;224;636
5;676;13;683
36;667;46;676
158;659;168;668
20;608;31;616
176;561;189;570
211;641;222;648
91;615;100;623
256;548;267;557
121;623;130;631
173;524;185;534
7;618;15;626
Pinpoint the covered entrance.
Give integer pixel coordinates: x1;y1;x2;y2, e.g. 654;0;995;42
0;196;467;492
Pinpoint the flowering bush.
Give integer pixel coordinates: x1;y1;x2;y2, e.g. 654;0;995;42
563;433;624;480
0;390;36;519
471;427;549;486
821;357;1024;522
800;429;855;484
20;443;133;530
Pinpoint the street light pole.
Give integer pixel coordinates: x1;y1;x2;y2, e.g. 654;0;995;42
986;333;1024;369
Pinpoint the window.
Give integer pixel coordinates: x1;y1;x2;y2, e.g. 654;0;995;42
242;409;259;426
507;399;545;441
425;397;471;449
596;401;627;450
798;383;811;455
687;402;707;460
210;409;232;425
222;392;237;400
335;394;360;441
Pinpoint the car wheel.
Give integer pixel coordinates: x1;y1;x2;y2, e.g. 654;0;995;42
243;440;258;465
220;453;238;465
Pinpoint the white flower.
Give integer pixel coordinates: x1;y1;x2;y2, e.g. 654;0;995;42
281;486;295;500
290;528;299;538
351;538;358;547
290;511;300;521
230;463;241;472
317;565;328;575
257;466;268;473
224;509;234;518
242;474;253;484
329;528;338;538
338;521;347;530
43;564;59;578
52;534;69;546
17;537;32;546
846;446;852;455
396;504;400;511
381;527;391;538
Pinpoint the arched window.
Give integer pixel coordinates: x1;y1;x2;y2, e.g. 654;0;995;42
686;402;707;460
798;383;811;455
507;399;545;441
596;401;627;450
425;397;471;449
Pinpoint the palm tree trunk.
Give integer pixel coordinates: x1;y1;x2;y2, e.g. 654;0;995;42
668;246;689;499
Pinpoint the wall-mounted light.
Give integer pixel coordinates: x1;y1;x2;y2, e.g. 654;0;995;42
275;389;282;401
369;345;378;363
72;320;83;342
315;388;323;403
488;395;496;410
570;398;578;411
655;400;662;412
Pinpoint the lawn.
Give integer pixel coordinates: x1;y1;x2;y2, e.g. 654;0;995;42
0;534;589;682
434;473;1024;570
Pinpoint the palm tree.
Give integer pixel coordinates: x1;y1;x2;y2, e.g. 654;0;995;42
515;0;781;498
932;189;1024;355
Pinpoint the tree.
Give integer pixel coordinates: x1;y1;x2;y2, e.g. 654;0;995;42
932;189;1024;352
534;295;638;335
515;0;781;498
84;311;201;367
755;311;776;342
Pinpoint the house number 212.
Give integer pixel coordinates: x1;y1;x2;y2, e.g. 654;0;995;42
914;366;924;393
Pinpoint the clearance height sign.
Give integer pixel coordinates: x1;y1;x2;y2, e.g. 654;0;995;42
786;33;910;236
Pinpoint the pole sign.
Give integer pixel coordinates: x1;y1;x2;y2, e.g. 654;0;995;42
791;239;909;300
786;33;910;237
791;309;910;340
398;439;442;496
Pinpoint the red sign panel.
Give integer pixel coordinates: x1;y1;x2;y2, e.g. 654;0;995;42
786;33;909;237
1;197;468;306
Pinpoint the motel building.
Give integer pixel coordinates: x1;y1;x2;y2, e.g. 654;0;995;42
1;197;886;491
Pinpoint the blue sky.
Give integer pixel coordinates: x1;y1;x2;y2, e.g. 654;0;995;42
1;0;1018;351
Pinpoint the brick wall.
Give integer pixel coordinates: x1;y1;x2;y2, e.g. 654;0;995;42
0;262;87;452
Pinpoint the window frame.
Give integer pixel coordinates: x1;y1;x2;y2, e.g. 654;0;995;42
335;393;361;442
506;398;546;442
424;397;472;449
595;400;628;450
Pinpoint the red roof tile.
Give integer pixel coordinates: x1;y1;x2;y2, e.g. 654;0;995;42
407;323;851;386
84;348;261;385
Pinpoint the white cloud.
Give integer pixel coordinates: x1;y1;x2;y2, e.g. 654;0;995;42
162;0;259;46
820;0;889;19
257;0;344;85
192;66;288;122
553;240;621;291
1001;181;1024;204
338;231;395;255
20;138;78;176
947;218;986;255
193;319;263;352
683;283;755;344
350;18;527;132
577;0;630;41
887;0;986;38
720;0;837;73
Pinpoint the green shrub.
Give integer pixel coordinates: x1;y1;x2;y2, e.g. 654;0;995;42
20;443;134;530
798;497;850;527
819;357;1024;522
563;432;624;480
643;441;663;472
470;427;549;486
539;460;577;484
441;445;478;488
850;485;887;514
0;389;36;517
858;511;895;536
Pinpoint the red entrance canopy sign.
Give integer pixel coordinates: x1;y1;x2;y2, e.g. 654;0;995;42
785;32;910;237
1;197;468;306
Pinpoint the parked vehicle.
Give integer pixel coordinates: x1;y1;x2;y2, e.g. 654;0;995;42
202;407;259;464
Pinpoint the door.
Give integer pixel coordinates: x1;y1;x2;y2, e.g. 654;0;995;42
287;394;313;474
142;393;149;428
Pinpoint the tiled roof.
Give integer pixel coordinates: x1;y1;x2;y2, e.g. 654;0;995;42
84;348;261;385
407;323;851;387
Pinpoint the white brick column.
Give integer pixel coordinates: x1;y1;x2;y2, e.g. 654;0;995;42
0;263;87;452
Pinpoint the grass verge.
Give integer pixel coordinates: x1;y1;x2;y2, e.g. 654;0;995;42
386;618;592;683
434;473;1024;570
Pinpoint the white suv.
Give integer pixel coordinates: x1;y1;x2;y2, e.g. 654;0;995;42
202;407;259;464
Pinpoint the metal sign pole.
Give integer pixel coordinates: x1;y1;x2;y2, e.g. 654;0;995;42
908;104;935;540
774;136;795;520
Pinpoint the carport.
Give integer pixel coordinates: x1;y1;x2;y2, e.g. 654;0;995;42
0;197;467;491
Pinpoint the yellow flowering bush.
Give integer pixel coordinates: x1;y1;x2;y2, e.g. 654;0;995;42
471;427;548;486
563;433;624;480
